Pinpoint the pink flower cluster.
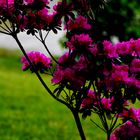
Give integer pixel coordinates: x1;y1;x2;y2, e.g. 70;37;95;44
0;0;64;31
102;38;140;58
110;108;140;140
21;51;51;72
81;90;96;108
100;59;140;98
118;107;140;122
52;53;87;89
58;15;140;135
65;15;91;31
130;59;140;73
103;64;129;90
0;0;14;6
103;40;118;58
111;121;140;140
0;0;14;15
81;90;112;111
66;33;93;51
52;13;140;118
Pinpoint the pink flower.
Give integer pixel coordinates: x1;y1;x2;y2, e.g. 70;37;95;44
81;98;93;108
52;53;90;89
66;34;93;50
134;80;140;89
103;40;118;58
118;107;139;121
116;41;132;55
107;38;140;57
37;8;55;27
58;52;70;65
88;44;98;56
0;0;14;6
101;98;112;110
52;67;86;89
16;15;28;30
130;59;140;73
0;0;14;15
81;90;96;108
124;77;139;88
65;15;91;30
87;90;95;98
73;56;88;73
37;8;49;18
111;64;129;83
51;69;64;84
53;2;62;11
110;121;140;140
21;51;51;72
103;64;130;89
134;38;140;56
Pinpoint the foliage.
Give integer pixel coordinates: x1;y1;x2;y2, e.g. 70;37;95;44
89;0;140;41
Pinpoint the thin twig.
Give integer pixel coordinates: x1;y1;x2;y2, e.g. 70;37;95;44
12;32;71;110
0;30;10;35
44;31;49;41
3;21;12;33
34;34;42;42
38;30;59;64
0;25;10;33
90;119;106;132
110;114;119;131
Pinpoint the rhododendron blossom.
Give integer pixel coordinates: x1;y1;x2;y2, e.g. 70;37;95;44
111;64;129;82
134;38;140;56
101;98;112;110
81;90;96;108
81;90;113;111
0;0;14;6
52;56;87;89
65;15;91;30
130;58;140;73
110;121;140;140
0;0;14;15
21;51;51;72
103;40;118;58
118;107;140;122
66;34;93;51
116;41;132;55
52;67;86;89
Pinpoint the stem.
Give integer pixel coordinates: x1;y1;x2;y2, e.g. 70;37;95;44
38;30;59;64
12;33;70;108
12;32;86;140
90;119;106;133
107;131;111;140
71;110;86;140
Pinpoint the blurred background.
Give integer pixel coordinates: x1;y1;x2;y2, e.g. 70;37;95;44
0;0;140;140
89;0;140;41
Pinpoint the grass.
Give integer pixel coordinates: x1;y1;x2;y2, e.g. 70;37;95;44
0;48;106;140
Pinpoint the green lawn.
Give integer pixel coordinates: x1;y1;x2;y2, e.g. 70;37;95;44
0;49;106;140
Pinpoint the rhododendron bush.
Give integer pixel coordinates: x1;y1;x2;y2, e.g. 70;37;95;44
1;0;140;140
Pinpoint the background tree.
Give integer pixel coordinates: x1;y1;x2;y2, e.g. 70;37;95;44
67;0;140;42
89;0;140;41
